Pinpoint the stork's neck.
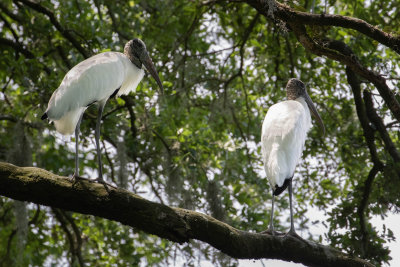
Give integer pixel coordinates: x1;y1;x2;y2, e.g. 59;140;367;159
295;96;309;110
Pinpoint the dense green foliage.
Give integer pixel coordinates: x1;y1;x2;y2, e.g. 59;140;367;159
1;0;399;266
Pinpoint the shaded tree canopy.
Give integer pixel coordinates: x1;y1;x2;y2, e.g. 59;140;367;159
1;0;399;266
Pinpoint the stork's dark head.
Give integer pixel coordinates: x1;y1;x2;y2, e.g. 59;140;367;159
286;78;306;100
124;38;164;94
286;78;325;135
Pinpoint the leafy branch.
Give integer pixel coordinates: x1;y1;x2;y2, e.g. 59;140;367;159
245;0;400;122
14;0;89;58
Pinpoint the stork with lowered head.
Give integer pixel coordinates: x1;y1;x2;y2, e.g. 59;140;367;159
261;78;324;236
41;39;163;185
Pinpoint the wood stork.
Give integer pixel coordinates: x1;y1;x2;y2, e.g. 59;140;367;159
261;78;324;236
41;39;163;184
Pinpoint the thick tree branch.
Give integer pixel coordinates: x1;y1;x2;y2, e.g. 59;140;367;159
247;0;400;54
0;162;373;267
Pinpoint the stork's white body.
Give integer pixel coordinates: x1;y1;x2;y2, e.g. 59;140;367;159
45;52;144;135
261;97;312;190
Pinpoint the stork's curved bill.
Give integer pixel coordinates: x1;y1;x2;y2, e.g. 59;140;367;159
303;92;325;135
140;51;164;94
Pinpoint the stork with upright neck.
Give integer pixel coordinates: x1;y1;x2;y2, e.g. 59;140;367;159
261;78;324;236
41;38;163;185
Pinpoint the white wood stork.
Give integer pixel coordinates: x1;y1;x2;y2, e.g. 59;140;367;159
41;39;163;184
261;78;324;235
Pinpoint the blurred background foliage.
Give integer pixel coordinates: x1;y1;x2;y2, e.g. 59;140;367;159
0;0;399;266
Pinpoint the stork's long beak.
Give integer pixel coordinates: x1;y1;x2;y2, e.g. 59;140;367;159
140;52;164;95
304;92;325;135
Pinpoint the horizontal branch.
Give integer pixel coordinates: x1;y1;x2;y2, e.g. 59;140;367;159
0;162;373;267
246;0;400;54
278;4;400;54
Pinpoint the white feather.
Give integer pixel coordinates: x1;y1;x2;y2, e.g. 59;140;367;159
45;52;144;135
261;97;312;188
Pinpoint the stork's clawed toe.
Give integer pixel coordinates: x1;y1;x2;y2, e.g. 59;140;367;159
284;229;308;244
261;228;277;236
94;178;118;191
285;229;300;238
71;173;90;184
70;174;117;191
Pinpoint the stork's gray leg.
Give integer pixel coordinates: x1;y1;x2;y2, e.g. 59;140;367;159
261;189;276;236
92;100;117;190
288;179;297;236
72;112;84;179
286;179;307;243
269;190;275;234
95;100;107;183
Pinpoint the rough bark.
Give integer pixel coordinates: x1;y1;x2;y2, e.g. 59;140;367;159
0;162;373;267
246;0;400;54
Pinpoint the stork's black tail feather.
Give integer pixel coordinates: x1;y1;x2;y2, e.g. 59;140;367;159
273;178;291;196
41;113;48;120
110;86;121;99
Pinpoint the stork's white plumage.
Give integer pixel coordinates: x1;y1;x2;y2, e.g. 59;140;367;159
261;78;324;235
262;98;311;190
47;52;145;135
42;39;163;185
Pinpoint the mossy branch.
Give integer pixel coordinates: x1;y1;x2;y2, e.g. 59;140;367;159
0;162;373;267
